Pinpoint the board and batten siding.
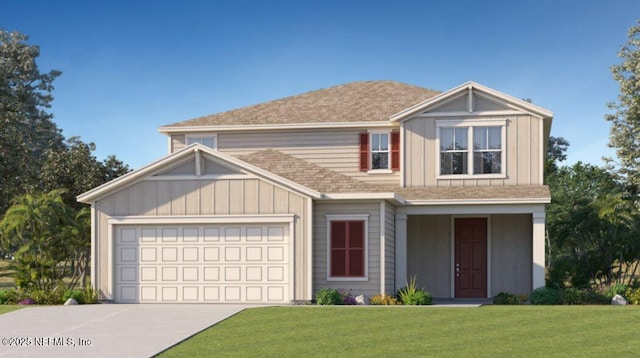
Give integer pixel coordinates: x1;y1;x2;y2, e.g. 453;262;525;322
171;129;400;186
94;177;310;301
403;114;543;187
313;201;382;298
490;214;532;296
407;215;452;298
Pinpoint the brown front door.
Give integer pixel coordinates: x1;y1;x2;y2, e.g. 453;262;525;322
455;218;487;298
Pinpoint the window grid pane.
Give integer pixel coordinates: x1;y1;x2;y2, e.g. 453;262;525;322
371;133;390;170
440;127;469;175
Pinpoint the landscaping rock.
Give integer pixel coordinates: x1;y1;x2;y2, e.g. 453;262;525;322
611;294;628;305
64;298;78;305
355;295;366;305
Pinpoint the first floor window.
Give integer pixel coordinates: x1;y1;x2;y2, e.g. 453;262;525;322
186;135;217;149
330;220;365;277
439;125;503;176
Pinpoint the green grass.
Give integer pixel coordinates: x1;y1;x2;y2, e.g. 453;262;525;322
0;305;22;315
160;306;640;357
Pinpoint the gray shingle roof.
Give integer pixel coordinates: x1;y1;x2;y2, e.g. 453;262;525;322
238;149;550;201
164;81;440;127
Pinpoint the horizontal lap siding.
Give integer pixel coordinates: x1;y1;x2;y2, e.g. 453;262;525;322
94;178;310;300
313;202;381;298
217;130;399;186
384;202;396;294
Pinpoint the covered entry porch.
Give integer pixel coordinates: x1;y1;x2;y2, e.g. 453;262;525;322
394;204;546;299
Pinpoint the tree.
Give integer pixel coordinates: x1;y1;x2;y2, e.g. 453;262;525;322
38;136;130;210
0;190;71;290
545;136;570;178
0;30;64;214
546;162;639;287
606;20;640;195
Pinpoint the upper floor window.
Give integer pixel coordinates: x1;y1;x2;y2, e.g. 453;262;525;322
186;135;217;149
371;133;389;170
359;131;400;172
437;121;505;177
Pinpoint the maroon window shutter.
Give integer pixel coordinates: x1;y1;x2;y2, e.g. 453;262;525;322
391;131;400;171
330;222;347;276
359;132;369;172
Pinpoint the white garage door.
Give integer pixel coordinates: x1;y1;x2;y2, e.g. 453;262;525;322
113;224;290;303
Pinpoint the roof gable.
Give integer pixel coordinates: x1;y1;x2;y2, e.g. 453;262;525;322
77;144;321;203
390;81;553;121
159;81;440;129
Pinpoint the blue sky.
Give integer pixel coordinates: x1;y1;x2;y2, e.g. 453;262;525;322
2;1;639;169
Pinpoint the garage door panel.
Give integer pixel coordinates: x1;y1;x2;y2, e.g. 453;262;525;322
114;224;290;303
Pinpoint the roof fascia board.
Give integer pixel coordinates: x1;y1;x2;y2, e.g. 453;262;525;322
321;192;405;205
158;121;397;134
404;198;551;206
390;81;553;122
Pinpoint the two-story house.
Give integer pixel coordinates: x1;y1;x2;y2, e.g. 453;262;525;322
78;81;552;303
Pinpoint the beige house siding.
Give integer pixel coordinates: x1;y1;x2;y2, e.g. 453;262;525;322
93;177;310;301
313;201;382;298
384;202;396;294
403;114;543;187
171;134;186;152
170;129;400;185
407;214;533;298
490;214;532;296
407;215;452;298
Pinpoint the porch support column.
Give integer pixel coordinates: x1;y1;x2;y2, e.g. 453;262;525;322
395;213;408;291
532;210;546;290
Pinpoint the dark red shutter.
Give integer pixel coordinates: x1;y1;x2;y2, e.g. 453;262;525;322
391;131;400;171
331;221;365;277
359;132;369;172
330;222;347;276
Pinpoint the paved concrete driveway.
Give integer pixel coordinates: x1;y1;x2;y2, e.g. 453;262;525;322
0;304;252;357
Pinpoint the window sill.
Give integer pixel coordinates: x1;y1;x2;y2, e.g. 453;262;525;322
326;276;369;282
367;169;393;174
437;174;507;180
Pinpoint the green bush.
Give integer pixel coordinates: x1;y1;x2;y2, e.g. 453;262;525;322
625;287;640;305
562;288;585;305
0;289;22;304
493;292;520;305
63;289;85;304
27;286;65;305
397;276;433;305
603;283;629;299
369;294;400;305
315;288;343;305
529;287;563;305
80;286;100;304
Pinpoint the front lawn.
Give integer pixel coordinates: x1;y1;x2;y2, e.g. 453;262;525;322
0;306;22;315
160;306;640;357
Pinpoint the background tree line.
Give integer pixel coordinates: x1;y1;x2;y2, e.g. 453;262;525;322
0;30;129;290
546;21;640;289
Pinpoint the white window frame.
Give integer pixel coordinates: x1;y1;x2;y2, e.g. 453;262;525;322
436;119;507;179
368;130;392;173
325;214;369;282
185;134;218;149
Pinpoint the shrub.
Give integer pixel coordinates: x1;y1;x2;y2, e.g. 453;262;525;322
397;276;433;305
315;288;343;305
493;292;520;305
81;286;100;304
603;283;629;300
562;288;585;305
529;287;563;305
625;287;640;305
343;296;357;305
369;294;399;305
0;289;21;304
18;298;34;305
27;287;65;305
63;289;85;304
581;289;609;305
